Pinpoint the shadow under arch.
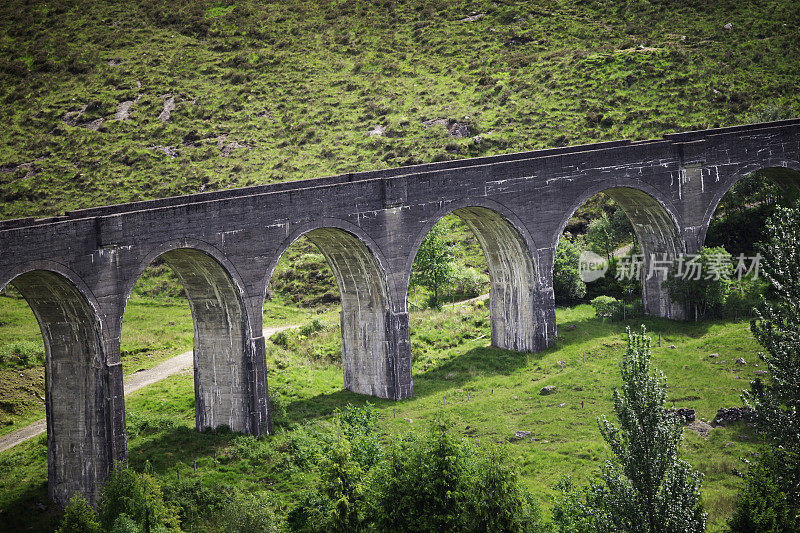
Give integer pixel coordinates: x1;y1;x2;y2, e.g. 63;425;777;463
267;222;402;399
557;184;686;319
406;200;550;352
698;162;800;248
122;245;265;435
3;267;113;507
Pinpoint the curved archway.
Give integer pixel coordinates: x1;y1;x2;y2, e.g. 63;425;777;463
699;163;800;249
268;225;398;398
408;204;547;352
5;269;111;506
122;247;260;434
558;186;685;319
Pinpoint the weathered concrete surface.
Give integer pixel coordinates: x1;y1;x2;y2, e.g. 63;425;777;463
1;118;799;505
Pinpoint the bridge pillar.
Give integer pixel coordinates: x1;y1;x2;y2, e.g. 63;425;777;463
387;310;413;399
9;270;125;506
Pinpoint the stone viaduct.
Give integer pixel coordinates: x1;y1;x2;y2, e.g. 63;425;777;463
1;118;799;505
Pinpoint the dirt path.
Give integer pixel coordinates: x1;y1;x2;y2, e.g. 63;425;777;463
0;324;298;454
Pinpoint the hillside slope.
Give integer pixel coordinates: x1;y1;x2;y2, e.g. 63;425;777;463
1;0;798;220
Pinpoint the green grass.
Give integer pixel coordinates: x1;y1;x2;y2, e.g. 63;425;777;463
0;304;766;531
0;0;798;220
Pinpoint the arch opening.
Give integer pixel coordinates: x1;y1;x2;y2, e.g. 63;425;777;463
122;248;255;434
558;187;684;319
5;270;109;506
268;228;395;399
702;166;800;253
408;206;545;353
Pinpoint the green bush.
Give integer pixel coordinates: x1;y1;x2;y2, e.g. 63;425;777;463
590;296;618;318
373;422;543;532
219;491;278;533
299;318;325;337
662;246;733;319
270;330;289;348
729;448;800;532
57;494;101;533
554;233;587;304
97;463;180;532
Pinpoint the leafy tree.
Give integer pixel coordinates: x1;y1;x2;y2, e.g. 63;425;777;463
733;203;800;528
553;232;586;304
219;491;278;533
610;207;635;246
662;246;733;319
582;327;706;532
411;223;455;308
373;421;543;532
587;214;616;263
729;448;799;532
57;494;101;533
97;463;180;532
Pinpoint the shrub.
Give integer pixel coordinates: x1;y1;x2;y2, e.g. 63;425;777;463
590;296;618;318
373;422;543;532
97;463;180;532
554;233;587;304
270;330;289;348
729;448;800;532
57;494;101;533
662;246;733;319
299;318;325;337
219;491;278;533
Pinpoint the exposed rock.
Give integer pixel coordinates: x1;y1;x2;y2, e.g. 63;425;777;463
724;22;733;30
63;104;88;126
460;13;485;22
713;407;757;426
149;145;179;158
666;407;696;423
368;124;387;137
736;357;747;365
687;420;713;438
449;122;471;138
754;370;768;375
510;431;531;441
709;353;718;358
404;418;413;423
540;385;556;395
158;95;176;123
667;344;676;349
558;402;566;407
115;96;141;121
83;118;104;131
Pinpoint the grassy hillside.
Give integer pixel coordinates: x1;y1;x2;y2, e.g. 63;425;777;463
1;0;799;220
0;304;767;531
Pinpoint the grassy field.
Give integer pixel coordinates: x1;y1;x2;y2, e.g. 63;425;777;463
0;304;765;531
1;0;799;221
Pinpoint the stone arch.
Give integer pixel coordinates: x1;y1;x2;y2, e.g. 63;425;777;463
123;244;259;434
3;265;114;506
407;200;548;352
557;183;685;319
267;221;399;398
697;161;800;249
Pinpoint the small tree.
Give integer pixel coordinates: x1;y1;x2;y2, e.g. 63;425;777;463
587;214;615;264
411;223;454;308
553;232;586;304
57;494;101;533
97;463;180;532
584;327;706;532
733;203;800;529
662;246;733;319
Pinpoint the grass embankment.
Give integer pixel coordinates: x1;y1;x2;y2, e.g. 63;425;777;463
0;304;765;531
1;0;799;220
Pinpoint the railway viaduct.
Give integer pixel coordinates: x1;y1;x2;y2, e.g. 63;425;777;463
1;118;799;505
